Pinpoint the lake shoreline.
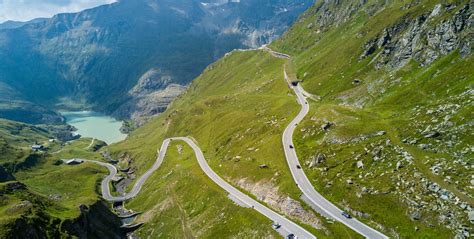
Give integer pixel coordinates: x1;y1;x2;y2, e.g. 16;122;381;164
61;111;127;144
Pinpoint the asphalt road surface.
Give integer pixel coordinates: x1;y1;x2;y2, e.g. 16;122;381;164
263;47;389;239
87;137;316;239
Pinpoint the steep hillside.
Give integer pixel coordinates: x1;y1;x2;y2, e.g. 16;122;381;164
110;50;361;238
0;0;313;124
0;119;125;238
108;0;473;238
1;0;471;237
271;0;473;238
123;140;280;238
0;134;123;238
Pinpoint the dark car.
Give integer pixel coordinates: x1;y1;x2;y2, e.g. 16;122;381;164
296;165;301;169
286;234;295;239
341;211;352;219
289;145;294;149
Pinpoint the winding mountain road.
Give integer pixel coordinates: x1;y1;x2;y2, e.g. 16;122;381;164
87;137;316;239
263;46;389;239
79;45;390;239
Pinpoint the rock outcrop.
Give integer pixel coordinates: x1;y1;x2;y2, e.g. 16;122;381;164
112;68;186;124
61;201;126;239
0;165;14;182
360;3;472;69
235;178;323;230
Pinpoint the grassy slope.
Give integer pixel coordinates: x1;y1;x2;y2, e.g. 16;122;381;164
14;141;106;220
113;51;298;194
126;140;279;238
0;119;56;165
0;120;107;235
111;51;359;238
271;0;472;238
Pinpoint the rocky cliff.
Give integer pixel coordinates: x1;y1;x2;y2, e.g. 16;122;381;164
360;3;471;69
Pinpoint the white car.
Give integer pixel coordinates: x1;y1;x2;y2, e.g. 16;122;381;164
272;222;281;229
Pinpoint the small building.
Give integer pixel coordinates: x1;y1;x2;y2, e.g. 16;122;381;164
66;158;84;165
31;144;45;151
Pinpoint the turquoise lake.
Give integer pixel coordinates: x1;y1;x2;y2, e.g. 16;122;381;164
62;111;127;144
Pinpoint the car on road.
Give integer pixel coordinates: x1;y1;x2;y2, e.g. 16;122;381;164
296;165;301;169
341;211;352;219
272;222;281;229
289;145;294;149
286;233;296;239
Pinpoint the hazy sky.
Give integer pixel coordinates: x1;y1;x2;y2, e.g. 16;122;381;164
0;0;117;23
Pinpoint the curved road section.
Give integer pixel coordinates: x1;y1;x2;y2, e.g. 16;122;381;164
88;137;316;239
263;47;388;239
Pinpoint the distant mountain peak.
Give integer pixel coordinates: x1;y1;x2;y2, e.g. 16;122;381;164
0;0;313;124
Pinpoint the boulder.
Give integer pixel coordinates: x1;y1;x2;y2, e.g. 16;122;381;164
418;144;429;150
429;4;442;18
309;153;326;168
428;183;441;193
454;233;466;239
409;139;418;145
321;122;333;130
372;147;383;158
410;211;421;220
357;161;364;169
423;131;441;138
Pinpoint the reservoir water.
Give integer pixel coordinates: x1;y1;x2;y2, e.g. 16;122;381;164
62;111;127;144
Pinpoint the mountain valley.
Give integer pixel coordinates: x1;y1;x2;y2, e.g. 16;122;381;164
0;0;472;238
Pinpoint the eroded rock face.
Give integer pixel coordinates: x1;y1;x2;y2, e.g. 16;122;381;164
0;166;14;182
112;68;186;125
309;0;368;30
235;178;322;229
61;201;125;239
361;3;472;69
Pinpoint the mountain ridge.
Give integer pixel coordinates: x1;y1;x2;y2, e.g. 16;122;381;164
0;0;313;125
